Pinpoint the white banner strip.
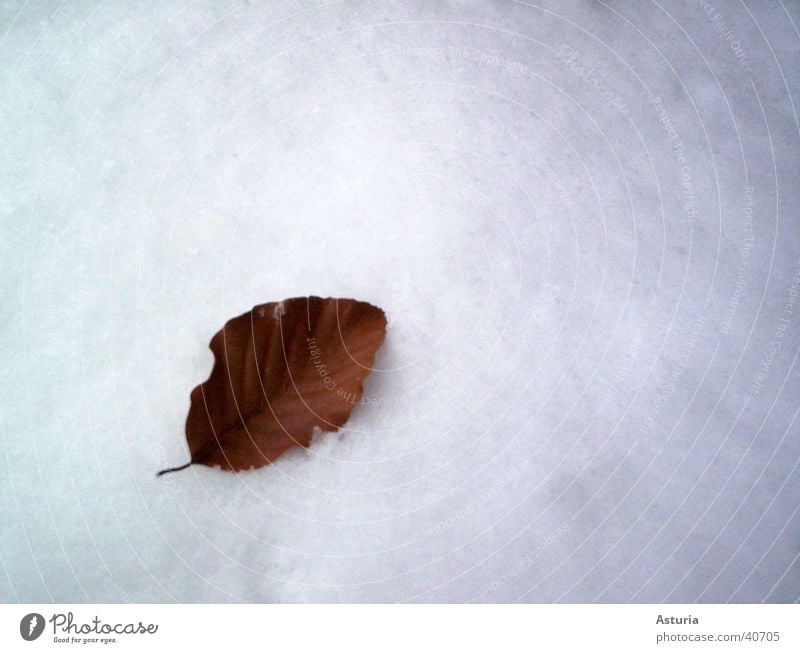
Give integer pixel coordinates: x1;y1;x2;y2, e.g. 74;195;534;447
1;604;797;652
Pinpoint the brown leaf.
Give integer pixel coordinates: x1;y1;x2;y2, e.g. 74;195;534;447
159;297;387;474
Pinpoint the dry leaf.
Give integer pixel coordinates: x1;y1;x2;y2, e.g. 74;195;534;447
159;296;387;474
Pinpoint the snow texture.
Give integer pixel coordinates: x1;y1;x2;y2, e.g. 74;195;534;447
1;0;799;603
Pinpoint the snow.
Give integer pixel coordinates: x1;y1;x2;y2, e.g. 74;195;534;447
1;0;799;603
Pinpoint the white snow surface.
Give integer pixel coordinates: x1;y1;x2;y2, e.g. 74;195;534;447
1;0;799;603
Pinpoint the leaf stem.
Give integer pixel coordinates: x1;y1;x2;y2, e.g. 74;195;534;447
156;462;192;477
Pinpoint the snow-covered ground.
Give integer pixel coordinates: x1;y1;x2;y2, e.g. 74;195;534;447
2;0;798;602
